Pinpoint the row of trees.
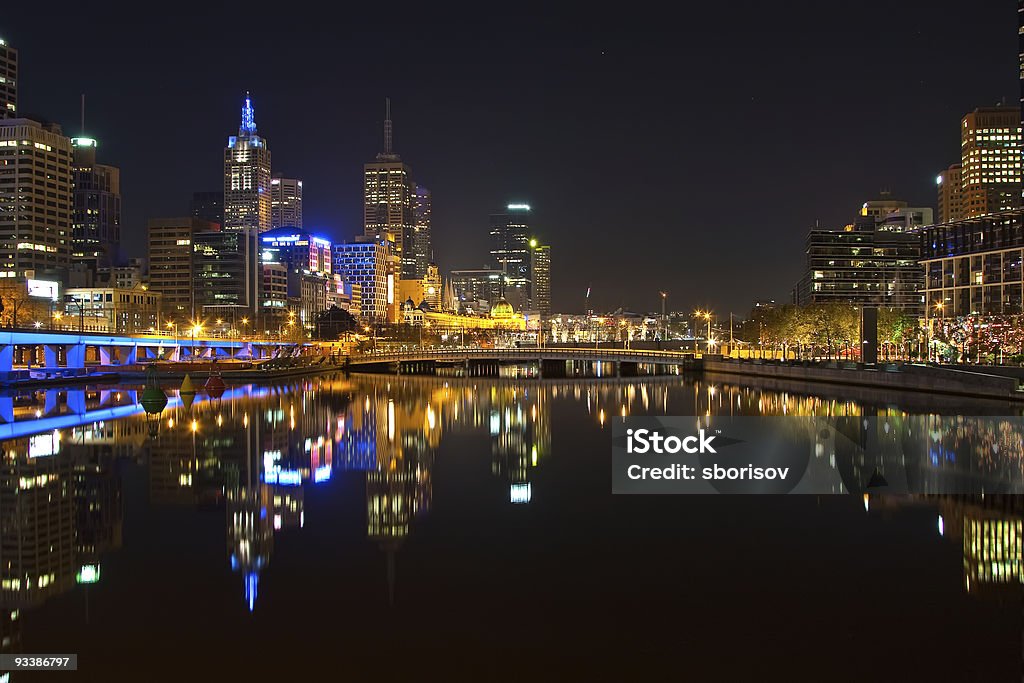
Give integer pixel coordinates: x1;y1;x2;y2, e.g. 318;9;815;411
751;304;918;360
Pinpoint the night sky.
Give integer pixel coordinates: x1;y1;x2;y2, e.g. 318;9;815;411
3;1;1019;315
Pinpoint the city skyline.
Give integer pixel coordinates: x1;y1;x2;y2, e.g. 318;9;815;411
2;2;1020;314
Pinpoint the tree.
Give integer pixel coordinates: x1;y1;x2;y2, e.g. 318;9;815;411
312;306;357;341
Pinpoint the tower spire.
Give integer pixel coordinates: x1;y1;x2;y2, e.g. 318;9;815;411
383;97;393;155
241;91;256;135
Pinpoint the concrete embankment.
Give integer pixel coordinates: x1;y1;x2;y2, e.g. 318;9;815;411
703;358;1024;401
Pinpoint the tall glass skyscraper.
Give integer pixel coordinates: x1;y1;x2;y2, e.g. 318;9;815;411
71;136;121;268
489;204;532;311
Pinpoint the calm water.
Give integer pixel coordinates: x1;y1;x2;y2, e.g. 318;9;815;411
1;374;1022;681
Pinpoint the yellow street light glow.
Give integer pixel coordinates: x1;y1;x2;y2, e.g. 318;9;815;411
166;321;174;328
241;317;249;324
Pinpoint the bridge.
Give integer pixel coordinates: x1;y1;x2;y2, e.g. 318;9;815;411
346;347;701;378
0;329;303;381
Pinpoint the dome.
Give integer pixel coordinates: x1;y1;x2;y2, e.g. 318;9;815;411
417;300;433;312
402;297;416;311
490;298;515;319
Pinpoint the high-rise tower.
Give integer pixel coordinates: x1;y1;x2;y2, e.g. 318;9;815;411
71;136;121;269
489;204;532;310
413;185;432;277
0;37;16;118
224;93;272;233
270;174;303;229
364;99;418;279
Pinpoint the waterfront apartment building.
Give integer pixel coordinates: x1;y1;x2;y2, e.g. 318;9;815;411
935;107;1022;221
147;217;218;319
270;175;302;229
920;208;1024;318
793;225;923;314
333;237;392;322
71;136;121;269
0;118;73;280
0;37;16;118
224;94;271;234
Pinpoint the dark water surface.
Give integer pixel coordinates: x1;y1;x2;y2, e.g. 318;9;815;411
1;374;1021;681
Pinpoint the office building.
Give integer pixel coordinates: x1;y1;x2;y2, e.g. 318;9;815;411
191;191;223;226
0;37;16;118
451;268;503;313
270;175;302;229
489;204;532;310
260;228;333;329
333;237;392;322
147;217;218;319
224;93;271;234
63;285;161;333
193;230;258;320
413;185;432;278
364;99;418;279
937;164;964;224
0;118;73;280
920;208;1024;318
793;225;923;313
71;136;121;269
936;107;1022;221
531;242;551;316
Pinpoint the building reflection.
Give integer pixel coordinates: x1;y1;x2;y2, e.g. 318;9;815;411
4;373;1024;628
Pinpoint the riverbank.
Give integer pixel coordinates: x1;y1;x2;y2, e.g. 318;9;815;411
703;357;1024;401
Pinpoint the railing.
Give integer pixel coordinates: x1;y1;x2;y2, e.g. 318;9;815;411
348;347;697;363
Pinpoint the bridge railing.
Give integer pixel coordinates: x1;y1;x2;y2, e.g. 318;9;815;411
348;347;697;362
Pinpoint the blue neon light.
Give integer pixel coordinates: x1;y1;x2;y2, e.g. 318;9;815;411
241;92;257;134
314;465;331;483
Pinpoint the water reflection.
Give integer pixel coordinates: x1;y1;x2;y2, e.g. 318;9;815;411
0;374;1023;668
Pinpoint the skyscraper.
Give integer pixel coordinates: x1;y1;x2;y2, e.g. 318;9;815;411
193;230;258;320
0;37;16;118
413;185;432;278
364;99;417;279
270;174;302;229
0;118;72;279
489;204;532;310
960;107;1022;218
530;242;551;316
224;93;272;234
334;237;392;322
71;136;121;269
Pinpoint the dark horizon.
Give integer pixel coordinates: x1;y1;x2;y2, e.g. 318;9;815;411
3;1;1019;315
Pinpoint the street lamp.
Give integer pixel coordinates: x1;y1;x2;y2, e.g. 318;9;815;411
191;321;202;362
52;310;62;330
694;309;713;353
659;291;667;342
927;301;943;363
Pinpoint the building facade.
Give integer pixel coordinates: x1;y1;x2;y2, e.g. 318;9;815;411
63;285;161;334
937;164;964;224
531;243;551;316
451;268;503;314
71;136;121;270
960;107;1022;218
0;118;73;280
920;209;1024;318
333;237;392;322
0;37;16;118
793;226;923;314
223;94;271;234
192;230;258;320
413;185;432;278
364;100;418;280
489;204;532;310
270;175;302;229
147;217;218;319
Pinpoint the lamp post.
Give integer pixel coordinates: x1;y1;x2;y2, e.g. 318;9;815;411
927;301;943;363
695;309;713;353
191;321;202;362
659;291;667;342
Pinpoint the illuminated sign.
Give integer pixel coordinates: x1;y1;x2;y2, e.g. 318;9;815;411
28;431;60;458
507;203;531;211
27;279;59;300
510;483;532;504
76;564;100;584
71;137;97;147
314;465;331;483
387;274;394;305
264;469;301;486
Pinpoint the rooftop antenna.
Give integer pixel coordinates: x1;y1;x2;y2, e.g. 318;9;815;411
383;97;393;155
80;94;85;135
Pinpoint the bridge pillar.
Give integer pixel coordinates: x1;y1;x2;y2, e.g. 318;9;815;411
125;345;138;365
44;345;59;368
99;346;113;366
67;390;87;415
67;343;86;369
44;390;58;415
0;344;11;374
0;396;12;423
